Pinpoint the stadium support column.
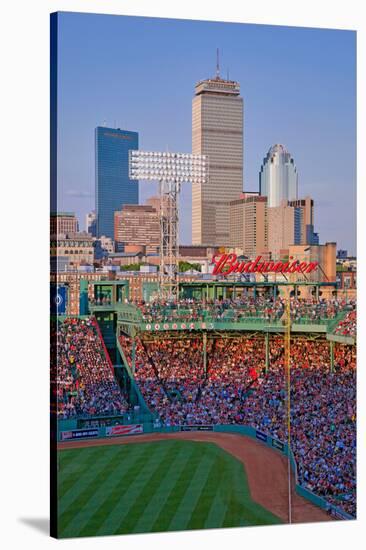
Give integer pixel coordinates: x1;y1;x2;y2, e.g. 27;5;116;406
330;339;334;373
203;332;207;375
265;332;269;373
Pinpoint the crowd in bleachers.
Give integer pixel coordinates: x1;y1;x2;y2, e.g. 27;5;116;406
119;333;356;516
137;296;355;325
51;317;130;418
334;309;357;337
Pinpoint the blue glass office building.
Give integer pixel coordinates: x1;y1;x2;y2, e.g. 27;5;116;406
95;127;139;238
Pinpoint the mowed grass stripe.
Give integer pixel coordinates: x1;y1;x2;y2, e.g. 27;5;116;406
93;441;199;535
220;461;249;527
149;444;205;533
58;449;81;471
167;453;216;532
203;456;256;528
135;443;202;533
222;481;251;527
59;446;129;512
203;488;228;529
60;446;107;472
76;443;157;538
58;446;135;533
58;448;107;501
185;454;226;530
96;441;180;535
61;446;145;538
112;441;185;535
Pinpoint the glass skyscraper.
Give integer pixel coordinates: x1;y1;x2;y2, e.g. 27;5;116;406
259;144;298;207
95;127;139;238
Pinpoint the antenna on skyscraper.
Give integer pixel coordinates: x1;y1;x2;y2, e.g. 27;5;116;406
216;48;220;79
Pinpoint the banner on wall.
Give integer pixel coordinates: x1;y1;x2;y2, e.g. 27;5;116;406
105;424;143;436
272;438;285;452
50;284;67;315
255;430;268;443
60;428;99;441
180;425;214;432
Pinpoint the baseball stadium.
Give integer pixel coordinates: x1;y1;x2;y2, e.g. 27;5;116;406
51;277;356;538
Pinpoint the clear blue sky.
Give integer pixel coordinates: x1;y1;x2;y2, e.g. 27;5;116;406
57;11;356;254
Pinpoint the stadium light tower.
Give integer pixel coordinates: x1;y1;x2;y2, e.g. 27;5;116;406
129;150;208;299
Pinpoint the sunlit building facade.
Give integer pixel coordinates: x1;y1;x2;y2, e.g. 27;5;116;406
259;144;298;207
192;75;244;246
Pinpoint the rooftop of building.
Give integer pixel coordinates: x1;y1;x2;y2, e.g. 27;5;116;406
50;231;94;241
109;252;159;258
50;212;76;218
230;194;267;205
195;76;240;96
118;204;157;213
95;126;138;136
268;143;289;155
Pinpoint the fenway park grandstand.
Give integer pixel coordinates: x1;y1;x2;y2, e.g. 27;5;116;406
51;279;356;534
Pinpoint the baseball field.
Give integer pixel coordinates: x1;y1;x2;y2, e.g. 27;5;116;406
58;439;281;537
57;432;331;538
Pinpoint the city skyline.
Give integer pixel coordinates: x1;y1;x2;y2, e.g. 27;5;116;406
56;12;356;254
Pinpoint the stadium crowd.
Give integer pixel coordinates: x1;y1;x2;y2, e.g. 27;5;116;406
334;309;357;337
51;317;130;418
52;306;356;517
137;296;355;324
119;333;356;516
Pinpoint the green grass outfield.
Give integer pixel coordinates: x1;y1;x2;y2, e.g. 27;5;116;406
58;439;282;538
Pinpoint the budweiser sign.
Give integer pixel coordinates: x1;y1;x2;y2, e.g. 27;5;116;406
211;254;318;276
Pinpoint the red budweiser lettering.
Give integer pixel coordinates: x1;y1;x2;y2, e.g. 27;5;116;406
211;254;318;275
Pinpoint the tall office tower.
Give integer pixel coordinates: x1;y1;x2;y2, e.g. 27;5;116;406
50;212;79;235
229;193;268;257
259;144;298;207
268;197;317;259
114;204;160;254
95;127;138;239
192;70;243;246
85;210;97;237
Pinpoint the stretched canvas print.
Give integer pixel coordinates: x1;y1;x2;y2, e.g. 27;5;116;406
50;11;357;539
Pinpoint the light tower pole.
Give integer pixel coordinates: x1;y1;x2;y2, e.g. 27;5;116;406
129;150;208;300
